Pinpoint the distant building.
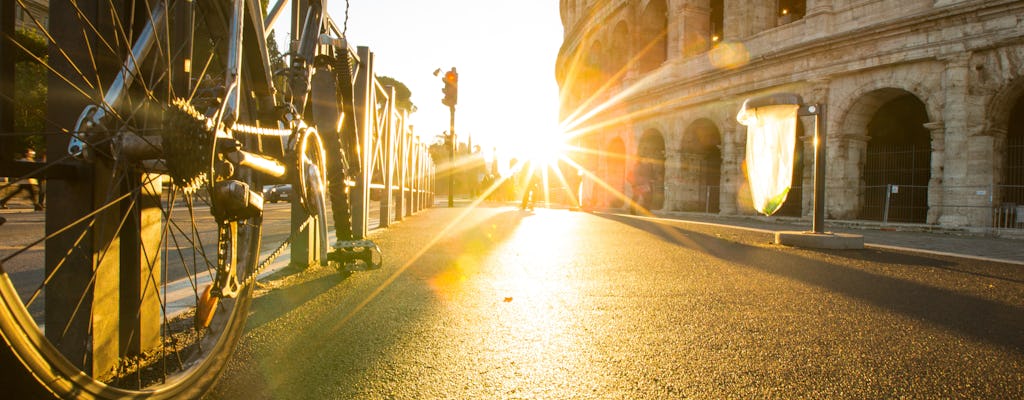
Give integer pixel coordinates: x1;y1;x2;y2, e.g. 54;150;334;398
557;0;1024;230
15;0;47;32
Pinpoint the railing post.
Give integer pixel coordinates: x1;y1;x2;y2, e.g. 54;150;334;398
290;202;322;267
422;142;429;210
395;118;406;222
405;132;413;216
883;184;892;224
351;46;373;239
413;141;421;212
380;86;395;228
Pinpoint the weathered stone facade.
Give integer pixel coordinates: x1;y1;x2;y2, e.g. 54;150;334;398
557;0;1024;229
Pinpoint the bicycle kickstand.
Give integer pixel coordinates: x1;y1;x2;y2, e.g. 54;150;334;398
328;240;383;272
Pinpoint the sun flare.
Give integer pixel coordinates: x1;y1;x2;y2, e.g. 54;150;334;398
515;128;569;168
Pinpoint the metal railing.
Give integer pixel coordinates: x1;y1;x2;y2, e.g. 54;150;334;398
656;182;1024;230
291;46;435;264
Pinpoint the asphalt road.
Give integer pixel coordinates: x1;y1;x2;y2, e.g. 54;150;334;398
206;205;1024;399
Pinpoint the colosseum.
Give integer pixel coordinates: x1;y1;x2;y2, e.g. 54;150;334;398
556;0;1024;231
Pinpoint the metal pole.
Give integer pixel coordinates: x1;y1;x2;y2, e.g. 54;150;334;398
448;105;455;207
706;186;711;214
883;184;892;224
0;0;14;166
812;104;827;234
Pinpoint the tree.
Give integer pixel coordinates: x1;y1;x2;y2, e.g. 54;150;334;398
376;75;416;114
12;29;47;154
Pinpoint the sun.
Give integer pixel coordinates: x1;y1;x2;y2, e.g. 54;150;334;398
515;128;569;168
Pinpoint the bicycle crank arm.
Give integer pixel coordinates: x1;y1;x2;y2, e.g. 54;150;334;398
226;149;287;179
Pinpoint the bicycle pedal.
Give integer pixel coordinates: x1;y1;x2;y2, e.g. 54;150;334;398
328;240;382;272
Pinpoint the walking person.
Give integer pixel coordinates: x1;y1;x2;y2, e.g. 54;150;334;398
629;160;654;215
1;148;44;211
519;161;540;211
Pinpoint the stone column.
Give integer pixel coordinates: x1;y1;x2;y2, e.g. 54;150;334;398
829;132;870;220
799;126;815;218
724;0;773;39
719;120;743;215
676;0;711;59
667;0;686;60
937;54;972;227
923;122;945;224
806;0;833;15
664;147;683;210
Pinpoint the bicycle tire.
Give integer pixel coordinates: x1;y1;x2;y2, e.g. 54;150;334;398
0;0;265;397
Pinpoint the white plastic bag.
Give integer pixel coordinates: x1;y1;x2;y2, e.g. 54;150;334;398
737;103;798;216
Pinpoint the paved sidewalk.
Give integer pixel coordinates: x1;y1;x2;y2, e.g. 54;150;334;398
645;210;1024;265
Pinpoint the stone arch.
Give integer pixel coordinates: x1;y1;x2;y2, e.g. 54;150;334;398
638;128;667;210
606;137;627;208
990;78;1024;208
681;118;722;212
834;75;942;139
830;71;941;219
843;88;932;223
637;0;668;73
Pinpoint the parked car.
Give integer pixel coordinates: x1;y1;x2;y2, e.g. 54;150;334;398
263;184;292;203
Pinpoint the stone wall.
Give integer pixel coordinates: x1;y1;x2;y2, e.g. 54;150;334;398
557;0;1024;228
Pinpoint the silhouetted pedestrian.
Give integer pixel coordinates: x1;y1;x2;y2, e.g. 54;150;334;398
1;148;43;211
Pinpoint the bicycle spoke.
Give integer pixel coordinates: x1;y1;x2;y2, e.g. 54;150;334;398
2;0;269;394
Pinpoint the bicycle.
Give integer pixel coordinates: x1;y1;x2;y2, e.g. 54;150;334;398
0;0;380;397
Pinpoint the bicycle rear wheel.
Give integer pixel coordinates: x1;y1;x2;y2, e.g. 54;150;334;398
0;0;266;397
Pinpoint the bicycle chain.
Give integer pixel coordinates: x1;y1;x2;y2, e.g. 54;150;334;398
240;217;311;289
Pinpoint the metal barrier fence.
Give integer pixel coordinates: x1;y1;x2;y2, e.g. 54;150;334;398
658;183;1024;230
291;46;434;264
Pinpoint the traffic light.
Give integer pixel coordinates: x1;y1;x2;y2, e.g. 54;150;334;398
441;68;458;107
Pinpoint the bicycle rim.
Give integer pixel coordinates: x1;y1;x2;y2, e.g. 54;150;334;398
1;0;263;397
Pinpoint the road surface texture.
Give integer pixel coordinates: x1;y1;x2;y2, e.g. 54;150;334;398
207;204;1023;399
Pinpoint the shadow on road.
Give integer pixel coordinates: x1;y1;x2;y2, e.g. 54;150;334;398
598;213;1024;354
209;207;531;399
245;269;351;331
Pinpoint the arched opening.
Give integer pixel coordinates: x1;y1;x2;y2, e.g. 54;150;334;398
682;119;721;213
637;0;668;73
586;40;606;98
638;129;666;210
777;0;806;25
1001;96;1024;206
579;136;601;208
610;22;630;80
776;121;805;217
860;92;931;223
607;138;627;208
710;0;724;44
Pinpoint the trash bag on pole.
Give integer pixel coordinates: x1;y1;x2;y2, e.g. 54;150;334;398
737;100;799;216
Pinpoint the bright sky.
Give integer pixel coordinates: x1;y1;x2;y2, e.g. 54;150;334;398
325;0;565;166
